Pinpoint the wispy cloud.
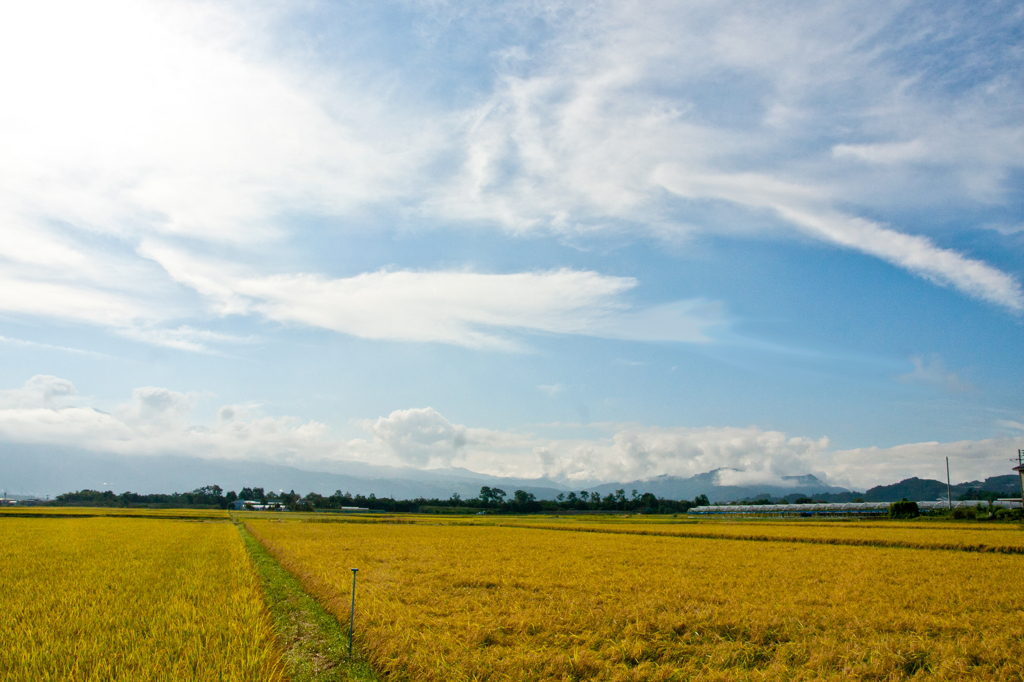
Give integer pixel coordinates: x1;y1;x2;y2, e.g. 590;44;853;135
0;336;112;359
140;242;724;349
897;355;974;394
432;1;1024;309
654;167;1024;311
537;384;564;396
0;0;1021;355
0;0;424;245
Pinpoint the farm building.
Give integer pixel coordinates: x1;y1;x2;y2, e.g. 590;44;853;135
230;500;284;511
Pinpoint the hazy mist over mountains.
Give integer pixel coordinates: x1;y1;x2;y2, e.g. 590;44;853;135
4;443;1017;503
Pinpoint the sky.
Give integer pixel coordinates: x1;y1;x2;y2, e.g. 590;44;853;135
0;0;1022;492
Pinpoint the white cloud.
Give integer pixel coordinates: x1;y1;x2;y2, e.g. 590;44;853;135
0;0;432;351
654;166;1024;311
0;377;1020;489
118;326;255;354
433;1;1024;309
354;408;467;467
825;438;1024;491
0;377;335;462
531;427;831;485
114;387;197;432
0;0;1021;354
537;384;564;396
898;355;974;394
0;375;78;409
0;0;420;244
833;140;930;164
141;242;723;349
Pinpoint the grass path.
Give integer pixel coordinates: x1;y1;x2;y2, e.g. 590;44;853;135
238;524;378;682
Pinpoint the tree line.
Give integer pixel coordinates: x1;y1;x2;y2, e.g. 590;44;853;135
51;485;713;514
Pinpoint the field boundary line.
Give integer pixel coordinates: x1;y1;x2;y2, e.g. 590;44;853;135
238;523;378;682
485;522;1024;554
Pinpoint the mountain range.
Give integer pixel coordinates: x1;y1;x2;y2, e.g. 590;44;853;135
861;476;1021;502
1;443;1020;503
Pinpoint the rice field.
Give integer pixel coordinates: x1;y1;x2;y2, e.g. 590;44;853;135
247;517;1024;682
0;516;284;682
483;517;1024;553
0;506;229;520
7;508;1023;681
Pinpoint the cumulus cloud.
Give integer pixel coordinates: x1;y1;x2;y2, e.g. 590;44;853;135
0;377;336;462
0;377;1020;488
825;438;1024;491
0;375;77;409
349;408;467;467
532;427;831;485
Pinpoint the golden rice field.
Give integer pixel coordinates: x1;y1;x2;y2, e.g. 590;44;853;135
0;516;284;682
0;506;229;520
481;517;1024;553
265;511;1024;552
248;518;1024;682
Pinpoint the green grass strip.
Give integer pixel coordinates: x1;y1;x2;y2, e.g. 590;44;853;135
238;524;378;682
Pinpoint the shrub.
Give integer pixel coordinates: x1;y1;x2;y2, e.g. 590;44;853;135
993;507;1023;521
889;500;919;518
951;507;977;520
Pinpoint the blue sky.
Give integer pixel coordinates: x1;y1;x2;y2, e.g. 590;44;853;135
0;0;1021;491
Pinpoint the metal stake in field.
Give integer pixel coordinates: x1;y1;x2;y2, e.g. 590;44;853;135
348;568;358;659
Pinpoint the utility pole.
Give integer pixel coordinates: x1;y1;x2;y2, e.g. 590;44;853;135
946;457;952;511
1015;449;1024;510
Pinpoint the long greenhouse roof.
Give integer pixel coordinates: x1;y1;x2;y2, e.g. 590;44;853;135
688;500;1021;514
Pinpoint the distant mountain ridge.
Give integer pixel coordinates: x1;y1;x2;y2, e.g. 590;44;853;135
1;442;1019;503
0;446;851;501
0;444;568;500
863;475;1021;502
585;469;849;503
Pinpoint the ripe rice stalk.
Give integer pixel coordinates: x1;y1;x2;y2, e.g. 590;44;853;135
248;518;1024;682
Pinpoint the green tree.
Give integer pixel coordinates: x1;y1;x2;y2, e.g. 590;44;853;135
513;490;536;505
